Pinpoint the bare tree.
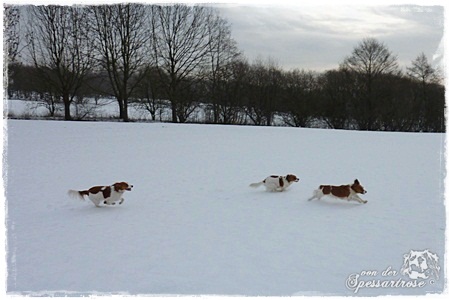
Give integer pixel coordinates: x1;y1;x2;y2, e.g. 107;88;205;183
282;69;319;128
150;4;214;123
26;6;95;120
342;38;399;130
134;66;167;121
376;74;419;132
318;69;363;129
343;38;398;76
4;6;21;63
211;58;248;124
4;5;22;99
407;52;440;84
89;4;150;121
407;53;444;131
204;12;241;123
245;58;283;126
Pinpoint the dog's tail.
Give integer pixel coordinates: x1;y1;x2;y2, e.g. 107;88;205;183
249;181;264;188
68;190;89;201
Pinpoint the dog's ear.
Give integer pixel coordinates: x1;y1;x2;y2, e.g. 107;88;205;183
113;182;127;192
354;179;360;184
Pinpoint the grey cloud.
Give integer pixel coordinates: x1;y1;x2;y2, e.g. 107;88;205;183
216;4;444;71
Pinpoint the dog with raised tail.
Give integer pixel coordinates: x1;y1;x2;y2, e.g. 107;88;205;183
308;179;367;203
68;182;133;207
250;174;299;192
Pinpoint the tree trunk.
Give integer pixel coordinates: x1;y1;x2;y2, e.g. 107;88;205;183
171;101;178;123
63;94;72;120
117;98;129;122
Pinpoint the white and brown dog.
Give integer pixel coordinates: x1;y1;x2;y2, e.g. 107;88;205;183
308;179;367;203
68;182;133;207
250;174;299;192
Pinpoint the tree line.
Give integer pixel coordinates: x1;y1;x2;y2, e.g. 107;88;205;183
4;4;445;132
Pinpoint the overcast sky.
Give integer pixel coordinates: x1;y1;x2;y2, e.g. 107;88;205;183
213;1;445;71
5;0;447;73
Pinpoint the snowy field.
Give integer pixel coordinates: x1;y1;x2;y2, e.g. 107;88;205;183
3;119;447;296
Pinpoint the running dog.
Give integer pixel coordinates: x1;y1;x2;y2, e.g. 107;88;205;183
308;179;367;203
250;174;299;192
68;182;133;207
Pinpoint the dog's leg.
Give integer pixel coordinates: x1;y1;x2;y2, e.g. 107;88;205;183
91;199;101;207
351;195;368;204
265;183;277;192
105;198;124;205
307;194;316;201
308;189;321;201
358;196;368;204
104;199;117;205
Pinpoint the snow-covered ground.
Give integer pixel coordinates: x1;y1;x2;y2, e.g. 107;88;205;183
5;98;324;127
3;119;446;296
6;98;158;121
